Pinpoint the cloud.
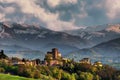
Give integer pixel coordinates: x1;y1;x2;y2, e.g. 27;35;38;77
47;19;82;31
105;0;120;19
47;0;60;7
5;7;15;13
0;0;120;31
47;0;77;7
0;0;82;31
0;13;5;21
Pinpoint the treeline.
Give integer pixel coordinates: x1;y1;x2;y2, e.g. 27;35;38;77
0;60;120;80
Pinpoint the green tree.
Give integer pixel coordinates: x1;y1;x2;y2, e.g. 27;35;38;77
97;65;116;80
94;75;100;80
33;70;41;79
79;72;93;80
0;67;5;73
61;71;72;80
71;73;76;80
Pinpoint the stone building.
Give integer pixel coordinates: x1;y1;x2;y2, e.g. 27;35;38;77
93;61;103;67
46;48;61;59
44;48;62;66
11;57;37;66
11;57;24;65
79;58;91;64
0;50;8;59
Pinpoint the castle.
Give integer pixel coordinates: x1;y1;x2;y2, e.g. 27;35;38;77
0;49;103;67
44;48;63;66
79;58;91;64
0;49;64;66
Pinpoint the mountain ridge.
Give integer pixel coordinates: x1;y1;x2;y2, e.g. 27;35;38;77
0;22;120;56
66;37;120;64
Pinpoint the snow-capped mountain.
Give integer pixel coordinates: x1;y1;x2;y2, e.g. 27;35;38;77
0;22;120;56
66;24;120;45
0;22;91;55
105;24;120;33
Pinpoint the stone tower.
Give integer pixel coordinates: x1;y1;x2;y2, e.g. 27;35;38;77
1;50;4;54
0;50;8;59
52;48;58;59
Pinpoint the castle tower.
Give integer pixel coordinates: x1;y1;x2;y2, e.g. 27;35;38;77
1;50;4;54
0;50;8;59
52;48;58;59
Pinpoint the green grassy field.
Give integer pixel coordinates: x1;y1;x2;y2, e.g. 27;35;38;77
0;73;41;80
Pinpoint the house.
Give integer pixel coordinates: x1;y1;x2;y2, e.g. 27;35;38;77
93;61;103;67
0;58;9;64
11;57;25;65
44;48;63;66
11;57;37;66
79;58;91;64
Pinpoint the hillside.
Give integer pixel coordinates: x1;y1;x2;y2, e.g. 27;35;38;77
0;73;55;80
0;74;39;80
66;38;120;65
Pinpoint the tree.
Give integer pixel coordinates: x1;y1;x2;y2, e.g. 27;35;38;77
97;65;116;80
61;71;72;80
71;73;76;80
94;75;100;80
0;67;5;73
33;70;41;79
74;63;92;73
52;67;61;80
79;72;93;80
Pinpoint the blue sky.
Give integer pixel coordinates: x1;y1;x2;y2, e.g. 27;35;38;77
0;0;120;31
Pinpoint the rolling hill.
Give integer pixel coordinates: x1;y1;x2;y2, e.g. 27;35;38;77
66;38;120;64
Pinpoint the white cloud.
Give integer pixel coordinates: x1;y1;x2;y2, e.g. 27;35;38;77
0;5;15;14
62;0;77;4
0;13;5;21
47;0;60;7
63;0;78;3
5;7;15;13
47;19;81;31
1;0;120;31
78;1;88;18
106;0;120;19
9;0;58;22
0;0;81;31
0;0;15;3
47;0;78;7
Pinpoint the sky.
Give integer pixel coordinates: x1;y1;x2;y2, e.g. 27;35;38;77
0;0;120;31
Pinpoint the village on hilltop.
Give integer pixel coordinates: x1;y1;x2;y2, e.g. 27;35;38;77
0;48;103;67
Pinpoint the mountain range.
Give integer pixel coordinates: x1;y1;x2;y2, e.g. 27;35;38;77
0;22;120;59
0;22;90;54
66;24;120;45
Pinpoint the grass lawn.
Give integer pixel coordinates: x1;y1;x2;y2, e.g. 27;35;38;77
0;73;41;80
